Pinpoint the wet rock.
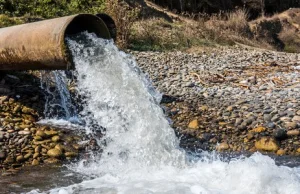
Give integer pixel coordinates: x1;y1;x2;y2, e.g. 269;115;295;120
276;149;285;156
251;126;266;133
273;129;287;141
267;122;276;129
255;137;279;152
216;142;229;151
188;119;199;129
44;158;60;164
284;122;297;129
33;153;39;159
235;118;243;126
55;144;64;152
24;153;32;160
34;136;43;141
45;130;58;137
287;130;300;136
51;135;60;142
292;116;300;122
35;130;47;139
47;148;63;158
64;152;78;158
21;107;34;114
16;155;24;162
32;159;39;166
34;145;41;153
18;130;31;135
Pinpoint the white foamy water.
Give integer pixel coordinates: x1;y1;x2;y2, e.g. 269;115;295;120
31;33;300;194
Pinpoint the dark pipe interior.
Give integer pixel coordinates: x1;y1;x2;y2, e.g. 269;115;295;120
65;14;111;39
96;13;117;41
64;14;111;69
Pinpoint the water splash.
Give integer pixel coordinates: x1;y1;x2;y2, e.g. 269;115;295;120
32;32;300;194
40;71;78;122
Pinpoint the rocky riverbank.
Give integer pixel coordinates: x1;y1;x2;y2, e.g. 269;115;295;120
1;45;300;175
0;72;99;175
133;45;300;156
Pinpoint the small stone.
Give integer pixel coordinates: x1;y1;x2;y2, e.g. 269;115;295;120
24;153;32;160
16;155;24;162
18;130;31;135
255;137;279;152
251;126;266;133
263;114;272;121
267;122;276;129
247;133;254;140
19;124;31;129
55;144;64;152
287;130;300;136
188;119;199;129
235;118;243;126
273;129;287;141
13;105;21;113
200;106;208;111
226;106;233;112
284;122;297;129
47;148;62;158
32;159;39;166
33;153;39;159
45;130;58;137
277;149;285;156
216;142;229;151
297;148;300;153
64;152;78;158
280;117;290;122
35;130;47;138
34;136;43;141
271;115;280;122
51;135;60;142
22;107;33;114
44;158;60;164
292;116;300;122
35;145;41;153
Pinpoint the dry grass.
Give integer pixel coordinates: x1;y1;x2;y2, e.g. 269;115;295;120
279;28;300;53
130;9;269;51
105;0;141;49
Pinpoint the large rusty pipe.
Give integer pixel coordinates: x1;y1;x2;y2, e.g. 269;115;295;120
0;14;111;70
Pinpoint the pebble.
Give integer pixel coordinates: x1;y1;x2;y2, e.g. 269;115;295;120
273;129;288;141
18;130;31;135
216;142;229;151
255;137;279;152
188;119;199;129
47;148;63;158
287;130;300;136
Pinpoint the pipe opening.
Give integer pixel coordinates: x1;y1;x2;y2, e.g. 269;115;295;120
64;14;111;69
96;13;117;41
65;14;111;39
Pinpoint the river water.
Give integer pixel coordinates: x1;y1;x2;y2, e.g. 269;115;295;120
28;32;300;194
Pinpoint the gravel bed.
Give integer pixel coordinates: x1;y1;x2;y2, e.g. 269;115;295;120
132;46;300;155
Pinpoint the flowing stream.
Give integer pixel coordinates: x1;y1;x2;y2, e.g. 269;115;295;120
30;32;300;194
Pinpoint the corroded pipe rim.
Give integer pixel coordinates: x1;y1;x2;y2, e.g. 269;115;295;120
63;14;111;69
